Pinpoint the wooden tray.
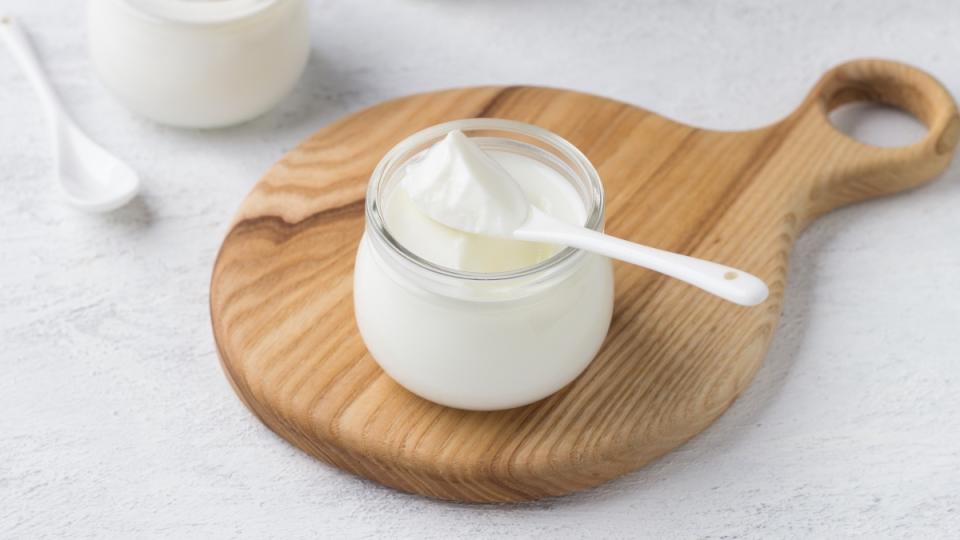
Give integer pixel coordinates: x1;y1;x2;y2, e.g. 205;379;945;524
210;59;958;502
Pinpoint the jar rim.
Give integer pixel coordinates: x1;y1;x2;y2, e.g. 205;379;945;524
108;0;282;25
365;118;605;283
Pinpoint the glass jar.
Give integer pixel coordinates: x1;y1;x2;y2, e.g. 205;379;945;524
353;119;615;411
86;0;309;128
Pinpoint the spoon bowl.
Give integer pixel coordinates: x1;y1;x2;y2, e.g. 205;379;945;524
55;122;141;212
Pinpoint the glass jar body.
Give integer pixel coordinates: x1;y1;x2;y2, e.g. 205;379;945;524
87;0;309;128
354;234;614;411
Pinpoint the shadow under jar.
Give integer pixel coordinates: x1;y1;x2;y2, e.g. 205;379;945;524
353;119;615;411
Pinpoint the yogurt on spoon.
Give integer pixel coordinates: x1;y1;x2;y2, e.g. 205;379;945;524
402;129;531;236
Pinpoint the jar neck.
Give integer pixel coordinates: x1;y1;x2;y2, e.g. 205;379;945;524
114;0;286;25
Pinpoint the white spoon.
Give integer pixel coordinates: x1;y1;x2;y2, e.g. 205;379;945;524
1;16;139;212
404;130;769;306
512;207;769;306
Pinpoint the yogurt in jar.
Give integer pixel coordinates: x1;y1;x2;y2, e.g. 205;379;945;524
385;130;586;273
353;120;614;411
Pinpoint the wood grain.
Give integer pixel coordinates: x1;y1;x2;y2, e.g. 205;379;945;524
210;59;958;502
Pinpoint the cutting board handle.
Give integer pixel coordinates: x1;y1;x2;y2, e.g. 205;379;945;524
792;59;959;217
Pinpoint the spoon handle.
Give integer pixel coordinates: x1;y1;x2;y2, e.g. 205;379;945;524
515;208;769;306
0;16;66;123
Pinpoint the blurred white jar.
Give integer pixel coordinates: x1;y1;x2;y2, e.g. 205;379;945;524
87;0;310;128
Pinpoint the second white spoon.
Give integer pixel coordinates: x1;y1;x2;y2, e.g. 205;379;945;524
0;16;139;212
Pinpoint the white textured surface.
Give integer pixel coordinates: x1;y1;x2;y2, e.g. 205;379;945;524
2;1;959;538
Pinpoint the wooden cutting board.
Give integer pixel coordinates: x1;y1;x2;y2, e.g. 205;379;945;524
210;59;958;502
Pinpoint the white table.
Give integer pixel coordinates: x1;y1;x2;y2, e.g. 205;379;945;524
2;1;958;538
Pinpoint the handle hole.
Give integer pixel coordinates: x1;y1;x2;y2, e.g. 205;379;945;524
723;271;738;280
829;102;927;148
